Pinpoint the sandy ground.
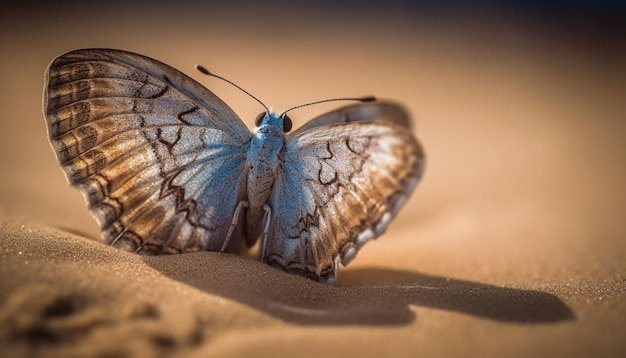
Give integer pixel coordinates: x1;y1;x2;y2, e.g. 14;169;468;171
1;2;625;357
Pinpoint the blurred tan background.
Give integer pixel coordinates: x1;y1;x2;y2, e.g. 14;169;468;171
1;1;625;357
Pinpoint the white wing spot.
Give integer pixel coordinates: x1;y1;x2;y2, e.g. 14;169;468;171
376;211;393;235
341;246;357;266
356;228;375;247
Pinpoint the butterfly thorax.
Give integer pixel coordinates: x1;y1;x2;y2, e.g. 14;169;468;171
246;113;286;210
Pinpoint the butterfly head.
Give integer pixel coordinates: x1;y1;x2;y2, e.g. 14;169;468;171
254;112;293;133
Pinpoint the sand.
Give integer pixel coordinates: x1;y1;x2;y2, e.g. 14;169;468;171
1;2;625;357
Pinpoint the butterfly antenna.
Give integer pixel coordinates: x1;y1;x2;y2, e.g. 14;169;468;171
196;65;270;113
279;96;376;117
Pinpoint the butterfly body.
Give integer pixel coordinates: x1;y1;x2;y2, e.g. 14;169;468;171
247;114;285;209
240;113;287;245
43;49;424;284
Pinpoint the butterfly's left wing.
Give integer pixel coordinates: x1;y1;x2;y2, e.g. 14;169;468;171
44;49;253;254
263;103;424;284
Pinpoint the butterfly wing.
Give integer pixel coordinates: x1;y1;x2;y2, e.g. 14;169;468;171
44;48;252;254
289;101;412;137
263;102;424;284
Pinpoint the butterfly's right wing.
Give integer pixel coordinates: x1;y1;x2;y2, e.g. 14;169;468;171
44;49;252;254
288;101;412;137
264;102;424;284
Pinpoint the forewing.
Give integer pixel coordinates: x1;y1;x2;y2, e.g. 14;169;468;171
264;105;424;284
289;101;412;137
44;48;252;254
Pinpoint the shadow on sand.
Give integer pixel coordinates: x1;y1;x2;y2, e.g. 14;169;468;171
144;252;574;326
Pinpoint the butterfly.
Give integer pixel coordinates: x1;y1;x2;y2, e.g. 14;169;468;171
43;48;424;284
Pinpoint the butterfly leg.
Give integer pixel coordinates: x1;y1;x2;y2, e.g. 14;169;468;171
260;203;272;263
220;200;249;252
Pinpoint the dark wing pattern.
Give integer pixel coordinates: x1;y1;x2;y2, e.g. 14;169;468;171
44;49;252;254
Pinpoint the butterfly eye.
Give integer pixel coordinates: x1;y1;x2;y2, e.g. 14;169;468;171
255;112;266;127
282;114;293;133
